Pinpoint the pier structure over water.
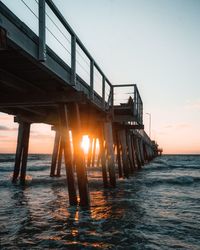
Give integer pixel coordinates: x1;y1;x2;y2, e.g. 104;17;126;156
0;0;159;206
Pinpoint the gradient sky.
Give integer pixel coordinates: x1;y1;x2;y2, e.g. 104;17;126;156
0;0;200;154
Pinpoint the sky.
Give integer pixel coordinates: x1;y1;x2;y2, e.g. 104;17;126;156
0;0;200;154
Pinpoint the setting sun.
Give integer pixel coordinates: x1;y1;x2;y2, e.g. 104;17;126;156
81;135;90;154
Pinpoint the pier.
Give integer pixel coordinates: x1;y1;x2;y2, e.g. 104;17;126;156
0;0;159;206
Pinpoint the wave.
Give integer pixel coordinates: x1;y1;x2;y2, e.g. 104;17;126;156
27;165;49;172
145;162;200;172
0;155;15;163
0;165;49;173
167;164;200;169
143;175;200;187
27;154;51;161
0;154;50;162
0;176;67;188
0;168;13;172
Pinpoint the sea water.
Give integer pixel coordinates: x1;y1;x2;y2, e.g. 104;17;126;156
0;155;200;249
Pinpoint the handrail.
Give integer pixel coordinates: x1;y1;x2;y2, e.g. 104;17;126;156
45;0;112;82
0;0;143;116
43;0;114;108
112;84;143;125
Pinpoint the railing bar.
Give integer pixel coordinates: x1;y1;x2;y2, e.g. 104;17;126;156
93;62;104;77
19;0;114;94
46;0;75;35
76;60;90;76
94;67;103;80
76;38;111;86
105;79;112;87
113;92;134;95
112;84;135;87
20;0;38;18
46;13;71;44
46;27;71;55
37;0;72;46
46;0;112;88
16;0;140;110
76;50;90;67
94;73;102;81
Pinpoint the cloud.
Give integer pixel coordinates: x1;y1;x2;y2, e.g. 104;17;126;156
0;125;10;131
176;123;190;129
162;123;191;130
163;124;173;129
0;126;17;131
185;100;200;111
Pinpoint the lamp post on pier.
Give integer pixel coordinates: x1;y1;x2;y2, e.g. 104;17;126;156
145;112;151;138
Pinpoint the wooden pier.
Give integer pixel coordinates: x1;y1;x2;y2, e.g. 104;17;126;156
0;0;160;206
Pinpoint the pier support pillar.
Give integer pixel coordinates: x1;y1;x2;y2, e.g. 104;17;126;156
69;103;90;206
13;122;30;184
131;134;138;169
96;145;101;168
98;127;108;187
87;136;93;168
91;138;97;167
115;131;123;178
119;129;129;178
139;139;145;166
143;144;149;163
126;131;134;174
103;122;116;187
50;130;60;177
56;139;64;176
59;104;77;206
133;136;142;169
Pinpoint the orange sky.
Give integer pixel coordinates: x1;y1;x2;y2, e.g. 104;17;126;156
0;112;199;154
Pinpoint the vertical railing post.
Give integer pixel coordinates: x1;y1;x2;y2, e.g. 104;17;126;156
90;59;94;100
133;85;136;117
71;34;76;85
111;85;114;108
102;76;105;109
110;85;114;117
141;100;143;125
137;92;139;122
39;0;46;61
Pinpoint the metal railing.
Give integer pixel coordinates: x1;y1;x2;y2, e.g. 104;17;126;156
0;0;144;119
112;84;143;125
0;0;113;110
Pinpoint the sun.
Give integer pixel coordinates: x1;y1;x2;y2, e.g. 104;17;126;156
81;135;90;154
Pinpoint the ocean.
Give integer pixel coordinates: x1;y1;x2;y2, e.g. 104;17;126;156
0;154;199;249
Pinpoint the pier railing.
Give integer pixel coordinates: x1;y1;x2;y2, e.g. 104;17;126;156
0;0;113;110
112;84;143;125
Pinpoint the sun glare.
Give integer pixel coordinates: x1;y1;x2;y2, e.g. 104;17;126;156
81;135;90;154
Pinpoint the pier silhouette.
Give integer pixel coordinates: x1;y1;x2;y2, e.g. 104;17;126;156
0;0;159;206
